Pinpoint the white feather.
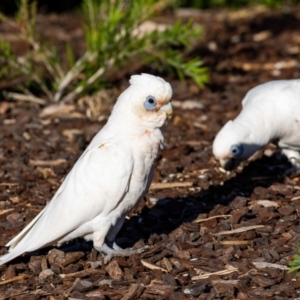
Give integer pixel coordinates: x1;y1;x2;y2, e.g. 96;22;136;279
213;79;300;162
0;73;173;265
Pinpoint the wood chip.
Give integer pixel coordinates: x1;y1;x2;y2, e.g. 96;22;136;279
59;267;104;279
149;182;193;190
220;240;249;245
0;291;28;300
60;252;85;267
120;283;145;300
106;260;123;281
194;214;232;223
213;225;265;236
0;290;52;300
143;283;174;296
249;200;279;208
29;158;67;167
141;259;167;272
252;262;289;270
291;195;300;201
162;257;173;272
192;265;238;280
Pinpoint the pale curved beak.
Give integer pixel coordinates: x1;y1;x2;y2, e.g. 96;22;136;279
219;158;240;171
160;102;173;119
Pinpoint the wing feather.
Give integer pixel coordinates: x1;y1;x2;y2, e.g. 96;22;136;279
4;143;133;257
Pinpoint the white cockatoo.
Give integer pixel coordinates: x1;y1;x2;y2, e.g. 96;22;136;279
0;73;173;265
213;79;300;170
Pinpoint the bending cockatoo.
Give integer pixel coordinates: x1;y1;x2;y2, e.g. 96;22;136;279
213;79;300;170
0;73;173;265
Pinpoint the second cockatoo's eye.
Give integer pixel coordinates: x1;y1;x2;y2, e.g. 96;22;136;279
144;95;157;111
230;144;244;158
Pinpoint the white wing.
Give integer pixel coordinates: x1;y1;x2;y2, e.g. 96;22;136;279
242;79;300;107
1;142;133;264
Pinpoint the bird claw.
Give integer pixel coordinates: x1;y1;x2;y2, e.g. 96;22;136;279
283;157;300;176
285;165;300;177
94;243;149;264
289;157;300;166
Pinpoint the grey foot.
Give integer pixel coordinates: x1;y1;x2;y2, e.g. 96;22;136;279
285;165;300;177
283;157;300;177
94;242;148;264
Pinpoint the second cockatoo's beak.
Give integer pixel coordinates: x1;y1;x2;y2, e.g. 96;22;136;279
160;102;173;119
219;158;241;171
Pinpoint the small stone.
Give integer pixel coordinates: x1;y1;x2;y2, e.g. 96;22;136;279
162;273;177;286
75;279;93;292
39;268;55;282
47;249;66;266
184;282;207;296
6;212;23;224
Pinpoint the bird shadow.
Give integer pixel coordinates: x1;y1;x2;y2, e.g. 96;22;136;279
116;152;294;248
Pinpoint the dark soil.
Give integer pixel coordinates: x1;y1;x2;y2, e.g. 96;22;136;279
1;5;300;300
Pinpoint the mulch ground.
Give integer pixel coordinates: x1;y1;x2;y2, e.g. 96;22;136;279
1;5;300;299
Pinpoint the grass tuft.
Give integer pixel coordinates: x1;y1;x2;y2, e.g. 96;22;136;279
0;0;209;103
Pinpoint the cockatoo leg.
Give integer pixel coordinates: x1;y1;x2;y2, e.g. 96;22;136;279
281;148;300;175
94;242;148;264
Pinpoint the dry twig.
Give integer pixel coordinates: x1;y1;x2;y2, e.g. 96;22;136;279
0;274;30;286
59;267;104;279
192;265;238;280
220;240;249;245
253;261;289;270
29;159;67;167
213;225;265;236
194;214;232;223
150;181;193;190
0;209;14;216
4;92;47;105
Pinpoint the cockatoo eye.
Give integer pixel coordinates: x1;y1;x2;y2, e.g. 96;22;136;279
144;95;157;111
230;144;244;158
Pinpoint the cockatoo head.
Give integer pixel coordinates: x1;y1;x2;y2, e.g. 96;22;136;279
113;73;173;129
212;120;262;170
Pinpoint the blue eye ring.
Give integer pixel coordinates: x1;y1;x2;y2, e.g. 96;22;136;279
230;144;244;158
144;95;157;111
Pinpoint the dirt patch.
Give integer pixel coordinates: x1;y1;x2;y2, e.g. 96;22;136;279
1;5;300;299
